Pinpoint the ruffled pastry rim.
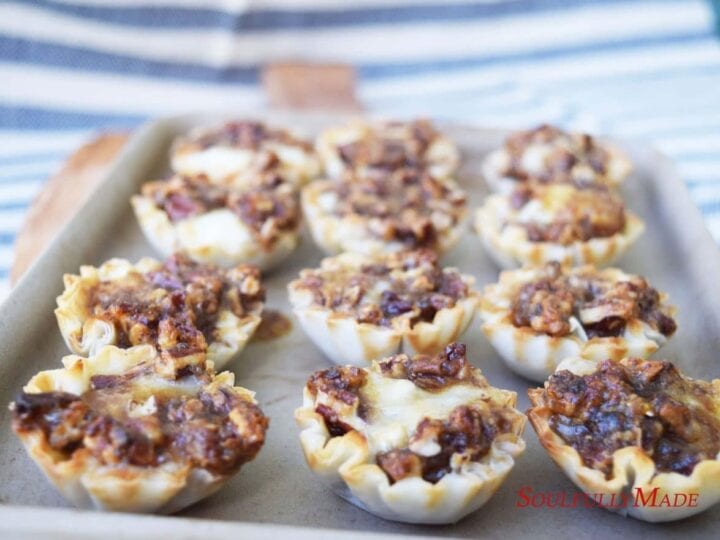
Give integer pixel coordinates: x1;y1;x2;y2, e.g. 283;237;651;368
527;357;720;522
131;193;299;271
481;139;633;194
315;119;460;181
287;253;479;366
479;265;677;382
474;194;645;269
54;257;262;370
12;345;260;514
295;364;526;524
301;179;467;256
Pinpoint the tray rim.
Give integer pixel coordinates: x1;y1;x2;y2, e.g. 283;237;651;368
2;113;719;538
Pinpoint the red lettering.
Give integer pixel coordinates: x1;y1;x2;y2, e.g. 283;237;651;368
516;486;532;508
634;486;659;507
688;493;699;507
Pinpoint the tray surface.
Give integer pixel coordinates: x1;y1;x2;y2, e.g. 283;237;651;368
1;114;719;539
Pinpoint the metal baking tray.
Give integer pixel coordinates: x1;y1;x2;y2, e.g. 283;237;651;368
1;114;718;539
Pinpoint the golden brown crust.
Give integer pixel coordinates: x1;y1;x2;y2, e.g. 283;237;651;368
527;357;720;521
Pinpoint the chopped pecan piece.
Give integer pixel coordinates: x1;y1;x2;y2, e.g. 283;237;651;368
307;366;367;405
379;343;476;390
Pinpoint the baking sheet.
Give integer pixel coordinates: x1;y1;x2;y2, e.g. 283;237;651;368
1;114;719;539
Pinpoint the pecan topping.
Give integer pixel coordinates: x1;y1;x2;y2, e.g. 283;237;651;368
307;366;368;438
377;403;516;484
510;262;676;338
87;254;265;360
502;124;613;187
317;168;466;250
142;173;300;248
541;358;720;477
511;184;626;244
12;383;268;476
379;343;476;390
336;120;441;173
294;250;470;328
190;121;312;152
307;366;367;405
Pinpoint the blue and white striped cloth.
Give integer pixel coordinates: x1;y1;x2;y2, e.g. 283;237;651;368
2;0;720;298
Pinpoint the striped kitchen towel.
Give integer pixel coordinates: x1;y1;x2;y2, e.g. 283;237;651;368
1;0;719;298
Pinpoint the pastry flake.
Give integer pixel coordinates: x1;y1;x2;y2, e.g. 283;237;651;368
528;357;720;522
483;124;632;194
288;250;479;366
302;168;467;255
55;254;264;370
475;183;644;268
316;118;459;180
171;120;320;186
10;345;268;514
295;343;526;524
131;172;301;270
480;262;677;381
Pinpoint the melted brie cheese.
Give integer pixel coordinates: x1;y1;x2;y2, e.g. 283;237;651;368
357;371;492;456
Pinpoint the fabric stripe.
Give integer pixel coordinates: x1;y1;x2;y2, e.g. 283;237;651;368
8;0;682;30
0;2;710;68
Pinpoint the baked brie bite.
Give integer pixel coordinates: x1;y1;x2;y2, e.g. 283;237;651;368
288;250;479;365
10;345;268;514
295;343;526;524
55;254;265;371
316;118;459;180
528;357;720;522
302;168;467;255
131;171;300;270
475;183;644;268
171;120;320;186
483;124;632;194
480;262;677;381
